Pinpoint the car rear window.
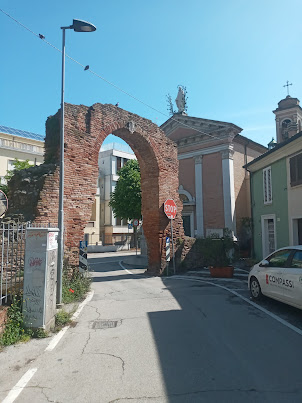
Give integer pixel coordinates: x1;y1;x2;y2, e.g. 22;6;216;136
291;251;302;269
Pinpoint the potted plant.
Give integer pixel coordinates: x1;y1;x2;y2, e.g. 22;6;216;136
201;229;235;278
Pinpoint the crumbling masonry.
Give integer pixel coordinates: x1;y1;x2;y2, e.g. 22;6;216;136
7;103;184;274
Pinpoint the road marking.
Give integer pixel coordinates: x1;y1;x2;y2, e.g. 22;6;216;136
45;326;70;352
89;260;121;265
45;291;94;352
235;268;251;273
2;368;38;403
187;276;243;282
71;290;94;320
170;276;302;337
119;261;134;275
229;288;248;291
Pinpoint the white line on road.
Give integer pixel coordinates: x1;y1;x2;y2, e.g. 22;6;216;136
45;326;70;352
229;288;248;291
170;276;302;337
119;261;134;275
89;260;122;265
45;290;94;352
71;290;94;320
2;368;38;403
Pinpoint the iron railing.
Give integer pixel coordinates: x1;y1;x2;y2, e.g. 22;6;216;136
0;222;27;305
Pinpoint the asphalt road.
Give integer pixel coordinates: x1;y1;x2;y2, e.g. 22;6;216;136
1;252;302;403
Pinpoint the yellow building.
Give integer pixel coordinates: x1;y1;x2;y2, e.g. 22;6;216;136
0;125;44;184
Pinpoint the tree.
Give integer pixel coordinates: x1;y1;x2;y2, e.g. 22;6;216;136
109;159;141;221
0;159;33;196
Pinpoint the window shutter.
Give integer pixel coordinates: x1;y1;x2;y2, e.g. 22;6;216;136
267;168;272;202
290;153;302;186
263;169;268;203
263;167;272;204
298;154;302;182
290;157;297;185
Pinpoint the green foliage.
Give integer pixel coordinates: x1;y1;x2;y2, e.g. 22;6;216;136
62;268;91;304
27;328;48;339
0;158;33;196
0;184;8;196
197;229;235;267
176;238;184;246
0;296;49;347
0;296;28;346
55;310;72;328
238;217;253;251
109;159;141;220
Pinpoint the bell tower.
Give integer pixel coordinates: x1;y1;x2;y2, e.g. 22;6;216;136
273;95;302;144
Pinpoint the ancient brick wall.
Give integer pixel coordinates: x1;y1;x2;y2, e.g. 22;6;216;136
0;306;9;334
7;103;184;274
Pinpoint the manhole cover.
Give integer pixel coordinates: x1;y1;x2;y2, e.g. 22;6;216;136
92;320;118;329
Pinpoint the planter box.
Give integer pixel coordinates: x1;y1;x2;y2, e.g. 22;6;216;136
209;266;234;278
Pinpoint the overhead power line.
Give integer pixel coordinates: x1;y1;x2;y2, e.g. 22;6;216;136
0;8;223;141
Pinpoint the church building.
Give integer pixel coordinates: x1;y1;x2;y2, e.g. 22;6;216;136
161;90;267;250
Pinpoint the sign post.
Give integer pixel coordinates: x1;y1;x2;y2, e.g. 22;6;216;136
133;219;139;256
128;223;132;250
79;240;88;273
166;236;170;276
164;199;177;275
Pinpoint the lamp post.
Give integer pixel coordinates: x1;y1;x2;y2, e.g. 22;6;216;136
57;19;96;305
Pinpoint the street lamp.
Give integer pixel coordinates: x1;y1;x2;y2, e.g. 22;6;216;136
57;19;96;305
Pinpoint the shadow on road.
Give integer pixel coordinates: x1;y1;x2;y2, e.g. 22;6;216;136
88;254;302;402
147;277;302;402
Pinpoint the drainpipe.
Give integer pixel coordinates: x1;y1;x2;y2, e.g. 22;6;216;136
245;165;254;258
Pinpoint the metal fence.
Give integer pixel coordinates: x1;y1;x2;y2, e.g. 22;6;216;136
102;233;141;249
0;222;27;305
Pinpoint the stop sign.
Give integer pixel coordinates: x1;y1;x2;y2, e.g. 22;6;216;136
164;199;177;219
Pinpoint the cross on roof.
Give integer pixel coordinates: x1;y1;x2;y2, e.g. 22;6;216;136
283;80;292;96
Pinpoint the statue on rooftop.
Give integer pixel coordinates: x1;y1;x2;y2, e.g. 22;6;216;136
175;86;187;114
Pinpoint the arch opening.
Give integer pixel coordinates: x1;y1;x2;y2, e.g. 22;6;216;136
29;103;184;274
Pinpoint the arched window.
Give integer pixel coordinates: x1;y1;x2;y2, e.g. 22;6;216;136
179;193;189;203
281;119;291;140
178;185;195;204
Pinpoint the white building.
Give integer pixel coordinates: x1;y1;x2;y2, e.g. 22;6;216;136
0;125;44;185
84;142;136;245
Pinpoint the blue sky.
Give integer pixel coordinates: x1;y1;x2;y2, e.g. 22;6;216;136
1;0;302;147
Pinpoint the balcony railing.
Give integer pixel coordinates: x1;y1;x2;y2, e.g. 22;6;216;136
0;138;44;155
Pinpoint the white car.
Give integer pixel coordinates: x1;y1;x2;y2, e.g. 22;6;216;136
248;246;302;310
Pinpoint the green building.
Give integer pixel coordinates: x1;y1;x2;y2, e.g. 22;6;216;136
246;126;302;260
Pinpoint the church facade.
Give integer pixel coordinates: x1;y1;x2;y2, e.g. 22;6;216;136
161;113;267;249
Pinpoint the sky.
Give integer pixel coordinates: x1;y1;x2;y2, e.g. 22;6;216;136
2;0;302;148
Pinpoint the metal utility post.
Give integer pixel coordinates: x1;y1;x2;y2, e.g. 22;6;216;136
164;199;177;275
170;219;176;275
57;19;96;305
57;26;66;305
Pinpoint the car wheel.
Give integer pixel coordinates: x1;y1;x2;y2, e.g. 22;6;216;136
250;277;262;300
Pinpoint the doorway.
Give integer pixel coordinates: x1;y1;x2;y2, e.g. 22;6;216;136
261;215;276;258
292;218;302;245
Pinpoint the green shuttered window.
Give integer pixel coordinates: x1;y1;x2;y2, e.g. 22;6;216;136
263;166;272;204
290;153;302;187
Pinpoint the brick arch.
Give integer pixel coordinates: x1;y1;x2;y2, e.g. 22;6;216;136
37;103;184;275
